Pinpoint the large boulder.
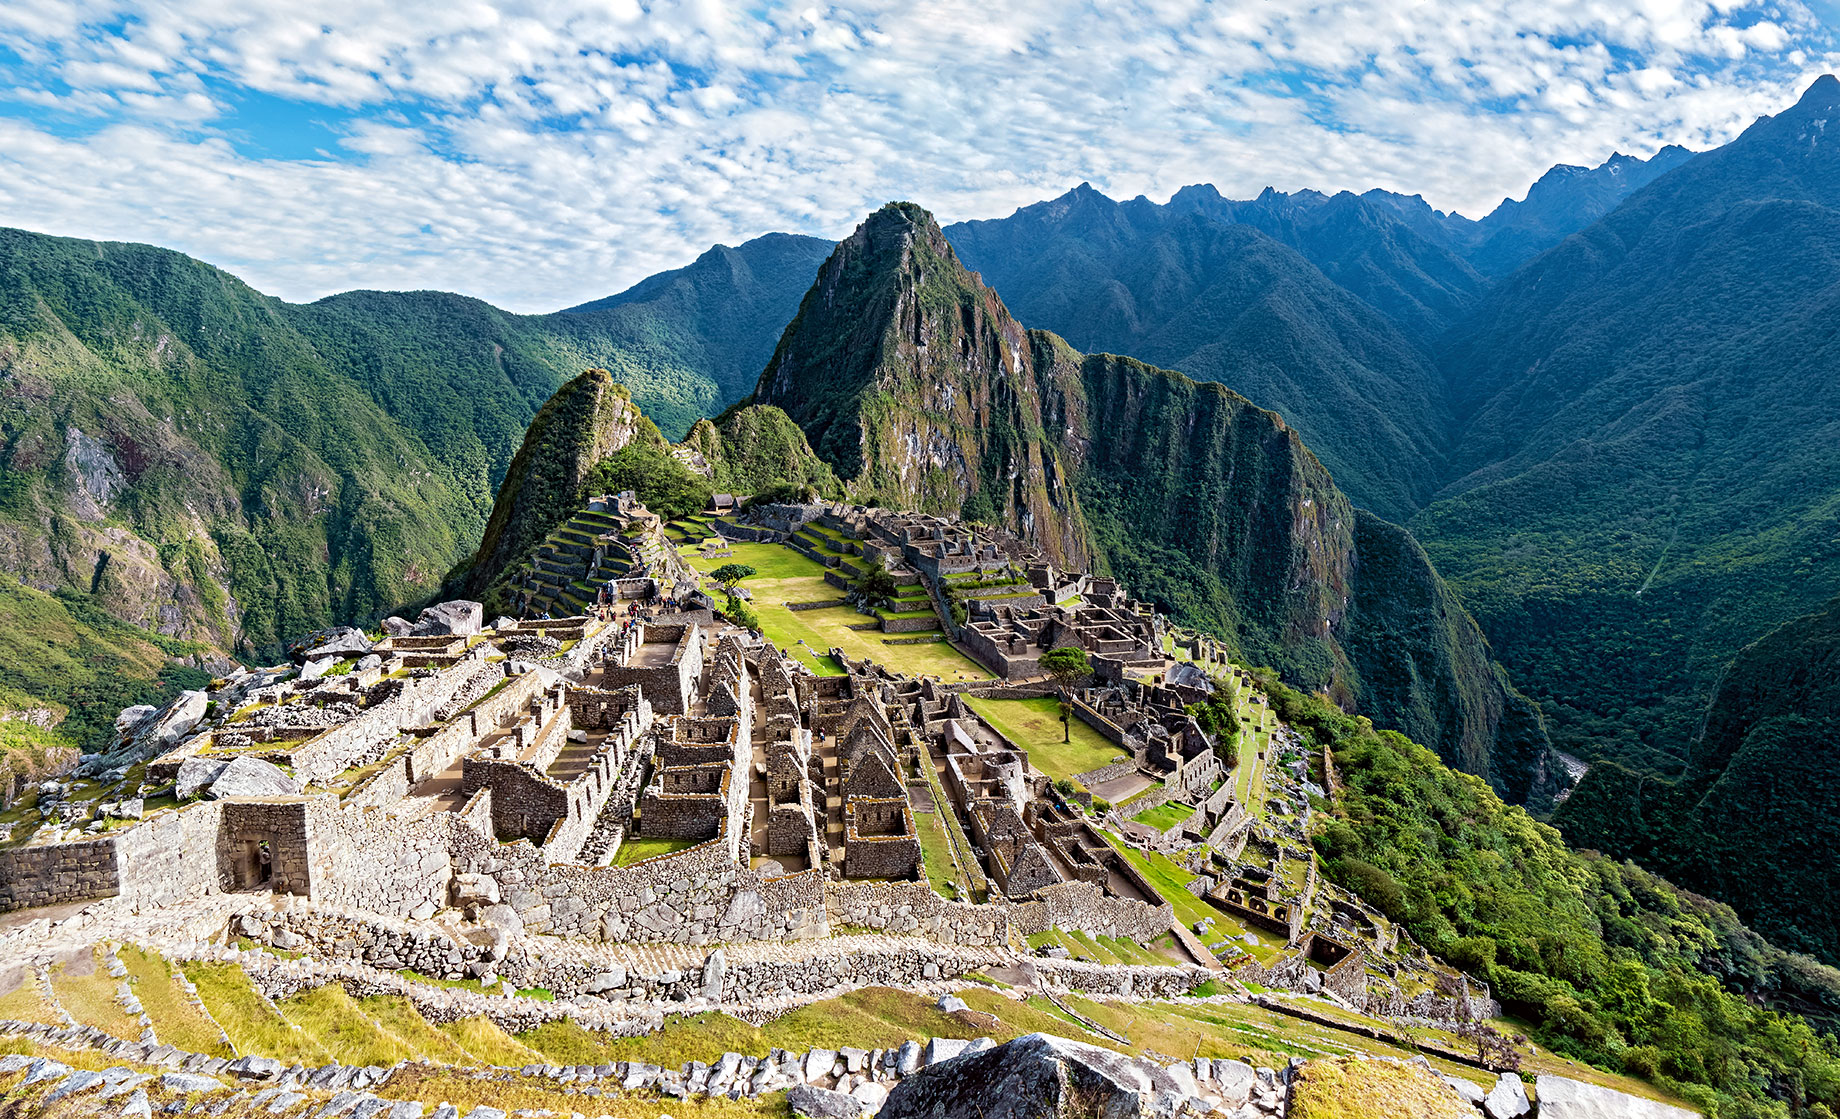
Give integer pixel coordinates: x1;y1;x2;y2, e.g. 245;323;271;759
174;757;231;800
879;1032;1187;1119
204;756;303;799
303;627;373;660
413;600;483;637
787;1084;864;1119
1484;1073;1532;1119
1535;1075;1700;1119
380;617;414;637
142;691;209;750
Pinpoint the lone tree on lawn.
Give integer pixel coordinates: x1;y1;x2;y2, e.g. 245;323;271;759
1038;645;1092;743
710;563;757;614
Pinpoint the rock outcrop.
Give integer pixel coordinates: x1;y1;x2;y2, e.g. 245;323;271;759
878;1032;1192;1119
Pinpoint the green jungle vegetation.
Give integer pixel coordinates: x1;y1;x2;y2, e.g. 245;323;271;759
1262;667;1840;1117
0;575;209;751
1557;592;1840;967
0;226;825;747
948;189;1455;522
1420;78;1840;776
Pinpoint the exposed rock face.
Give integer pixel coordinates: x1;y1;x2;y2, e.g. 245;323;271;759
204;756;303;799
302;627;373;660
174;757;231;800
753;202;1094;569
878;1032;1187;1119
1534;1074;1700;1119
413;601;483;637
454;368;662;609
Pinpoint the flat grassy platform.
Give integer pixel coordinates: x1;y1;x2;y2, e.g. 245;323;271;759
678;542;988;680
964;696;1123;782
1132;801;1193;832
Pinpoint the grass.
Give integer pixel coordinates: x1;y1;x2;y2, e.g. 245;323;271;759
678;542;989;680
183;962;331;1066
1289;1055;1475;1119
1133;801;1194;832
116;946;231;1057
0;971;58;1025
273;985;415;1066
912;805;970;897
356;995;478;1064
48;949;142;1040
612;835;698;864
518;987;991;1069
438;1016;545;1066
963;696;1122;782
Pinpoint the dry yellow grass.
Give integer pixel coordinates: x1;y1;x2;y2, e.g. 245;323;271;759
183;962;330;1066
273;986;415;1067
356;995;477;1064
437;1016;545;1066
46;949;140;1041
114;946;232;1058
0;969;59;1027
1288;1056;1475;1119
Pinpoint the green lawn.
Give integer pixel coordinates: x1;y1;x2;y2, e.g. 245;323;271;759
679;542;989;680
913;808;969;897
1133;801;1193;832
965;696;1123;781
613;835;697;865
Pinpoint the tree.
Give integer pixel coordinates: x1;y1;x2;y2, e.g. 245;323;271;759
711;564;756;597
850;565;900;611
1038;645;1092;743
710;563;757;625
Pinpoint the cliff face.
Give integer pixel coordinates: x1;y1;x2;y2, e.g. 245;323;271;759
454;368;659;606
733;202;1555;799
753;202;1093;568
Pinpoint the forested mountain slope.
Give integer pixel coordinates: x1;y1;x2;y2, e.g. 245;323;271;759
1416;75;1840;772
944;188;1452;521
0;226;827;750
746;202;1558;801
1556;593;1840;963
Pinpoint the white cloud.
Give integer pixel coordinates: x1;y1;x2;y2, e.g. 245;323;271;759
0;0;1834;310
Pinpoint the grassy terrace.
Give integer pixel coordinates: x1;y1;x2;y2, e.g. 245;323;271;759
964;696;1123;782
0;949;1693;1114
677;541;989;680
612;836;697;865
912;805;970;897
1132;801;1193;832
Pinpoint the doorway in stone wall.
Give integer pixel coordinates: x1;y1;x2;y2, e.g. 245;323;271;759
241;839;273;889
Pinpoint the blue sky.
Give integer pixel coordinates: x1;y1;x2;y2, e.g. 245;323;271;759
0;1;1833;311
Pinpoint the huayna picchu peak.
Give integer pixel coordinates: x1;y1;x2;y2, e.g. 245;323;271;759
6;47;1840;1119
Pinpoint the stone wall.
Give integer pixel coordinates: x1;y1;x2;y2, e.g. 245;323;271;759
1072;698;1132;749
114;801;224;909
603;623;702;715
880;614;943;634
289;655;494;782
1011;879;1173;942
0;837;118;911
826;880;1008;946
310;802;454;919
